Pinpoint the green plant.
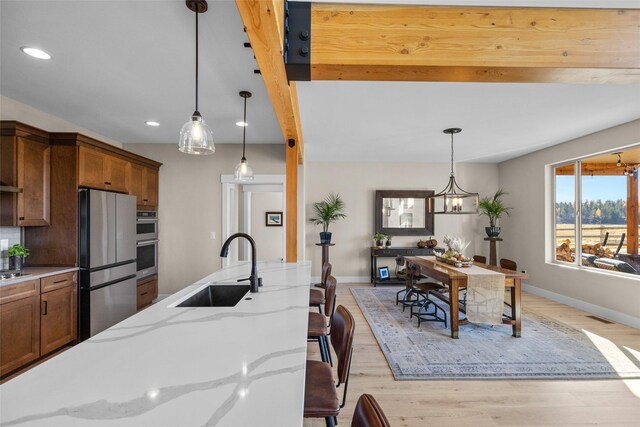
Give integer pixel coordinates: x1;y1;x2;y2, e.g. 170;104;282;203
309;193;347;233
478;189;512;227
373;232;386;241
7;244;29;258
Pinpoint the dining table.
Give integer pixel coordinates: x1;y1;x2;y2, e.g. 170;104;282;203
404;256;528;339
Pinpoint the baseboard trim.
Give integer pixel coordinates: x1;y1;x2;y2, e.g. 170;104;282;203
522;283;640;330
311;276;370;284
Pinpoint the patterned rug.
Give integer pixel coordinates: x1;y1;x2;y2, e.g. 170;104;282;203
351;287;640;380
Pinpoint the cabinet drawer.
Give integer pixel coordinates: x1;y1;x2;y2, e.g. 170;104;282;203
41;272;76;293
0;279;40;305
137;278;157;311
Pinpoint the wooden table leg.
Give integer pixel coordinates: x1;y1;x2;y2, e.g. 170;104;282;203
511;278;522;337
449;280;459;339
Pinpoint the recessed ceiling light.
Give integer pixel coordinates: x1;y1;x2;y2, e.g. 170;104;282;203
20;47;51;60
236;121;248;127
145;121;160;127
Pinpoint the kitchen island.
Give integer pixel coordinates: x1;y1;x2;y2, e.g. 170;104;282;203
0;261;311;426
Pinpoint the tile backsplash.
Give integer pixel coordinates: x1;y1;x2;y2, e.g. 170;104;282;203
0;227;22;271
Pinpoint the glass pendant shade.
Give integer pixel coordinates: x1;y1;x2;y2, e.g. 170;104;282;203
428;128;479;214
235;90;254;181
179;112;215;155
235;157;254;181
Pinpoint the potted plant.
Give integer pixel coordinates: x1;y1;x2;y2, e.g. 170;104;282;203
309;193;347;244
478;189;512;237
373;232;386;248
8;244;29;271
385;235;392;247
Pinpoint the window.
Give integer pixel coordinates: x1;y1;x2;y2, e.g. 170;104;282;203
553;147;640;277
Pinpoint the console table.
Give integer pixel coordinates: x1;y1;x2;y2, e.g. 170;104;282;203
370;246;438;286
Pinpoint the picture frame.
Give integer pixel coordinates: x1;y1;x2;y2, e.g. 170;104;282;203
265;212;283;227
378;266;390;281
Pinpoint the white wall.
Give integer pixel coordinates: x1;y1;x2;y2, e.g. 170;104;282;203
0;95;123;147
250;192;284;261
498;119;640;327
304;162;500;280
124;143;285;294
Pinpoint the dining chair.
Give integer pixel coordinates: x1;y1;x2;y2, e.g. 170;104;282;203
350;394;391;427
500;258;517;271
308;275;337;365
473;255;487;264
304;305;356;427
310;262;332;313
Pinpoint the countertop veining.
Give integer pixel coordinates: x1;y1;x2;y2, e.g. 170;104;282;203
0;261;311;426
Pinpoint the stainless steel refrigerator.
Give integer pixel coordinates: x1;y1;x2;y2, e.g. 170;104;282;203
79;189;137;340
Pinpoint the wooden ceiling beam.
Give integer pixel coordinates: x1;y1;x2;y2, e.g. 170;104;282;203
235;0;305;164
309;4;640;83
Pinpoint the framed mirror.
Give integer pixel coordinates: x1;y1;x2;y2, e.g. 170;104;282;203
375;190;435;236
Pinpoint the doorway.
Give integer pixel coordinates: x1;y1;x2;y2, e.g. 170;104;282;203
221;175;286;266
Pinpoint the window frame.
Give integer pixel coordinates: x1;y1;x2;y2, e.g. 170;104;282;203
549;144;640;278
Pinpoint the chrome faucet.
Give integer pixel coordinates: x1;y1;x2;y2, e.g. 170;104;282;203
220;233;261;293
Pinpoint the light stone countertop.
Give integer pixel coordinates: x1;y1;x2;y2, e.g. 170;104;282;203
0;261;312;427
0;266;79;287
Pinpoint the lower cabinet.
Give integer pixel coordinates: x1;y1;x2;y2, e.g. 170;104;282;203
137;275;158;311
0;272;77;377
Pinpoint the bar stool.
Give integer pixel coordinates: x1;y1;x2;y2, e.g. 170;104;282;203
310;262;332;313
351;394;391;427
406;265;447;326
304;305;355;427
308;275;337;365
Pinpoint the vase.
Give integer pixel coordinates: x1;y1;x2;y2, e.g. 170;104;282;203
485;227;501;237
319;232;332;245
385;240;391;247
9;256;23;271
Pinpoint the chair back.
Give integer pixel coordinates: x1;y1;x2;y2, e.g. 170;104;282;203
473;255;486;264
351;394;391;427
324;275;337;317
321;262;332;287
330;305;355;385
500;258;517;271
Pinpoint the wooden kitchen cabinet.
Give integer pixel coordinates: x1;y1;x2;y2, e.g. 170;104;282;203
78;147;129;193
0;122;50;227
0;273;77;377
137;275;158;311
40;274;77;356
0;280;41;377
129;163;159;209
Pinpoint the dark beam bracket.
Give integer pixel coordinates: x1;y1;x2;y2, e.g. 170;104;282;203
284;0;311;81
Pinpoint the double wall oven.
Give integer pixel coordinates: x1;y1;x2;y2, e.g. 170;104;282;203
136;211;158;280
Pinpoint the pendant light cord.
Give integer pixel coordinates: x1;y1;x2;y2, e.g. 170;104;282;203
242;96;248;159
450;132;455;177
195;9;199;113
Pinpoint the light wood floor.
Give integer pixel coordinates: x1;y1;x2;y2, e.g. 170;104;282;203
303;284;640;427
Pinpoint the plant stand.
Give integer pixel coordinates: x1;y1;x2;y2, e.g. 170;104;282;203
484;237;503;266
314;243;335;288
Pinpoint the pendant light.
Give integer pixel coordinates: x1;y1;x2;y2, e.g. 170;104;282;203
428;128;479;214
178;0;215;155
235;91;254;181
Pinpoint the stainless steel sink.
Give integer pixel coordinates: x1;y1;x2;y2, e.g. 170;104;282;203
176;284;251;307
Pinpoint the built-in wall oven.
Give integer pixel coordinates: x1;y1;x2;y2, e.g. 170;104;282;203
136;211;158;280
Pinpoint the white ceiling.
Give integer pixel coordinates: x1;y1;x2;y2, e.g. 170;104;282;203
0;0;283;145
1;1;639;163
296;81;640;163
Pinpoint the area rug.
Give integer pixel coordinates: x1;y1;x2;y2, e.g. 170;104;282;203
351;287;640;380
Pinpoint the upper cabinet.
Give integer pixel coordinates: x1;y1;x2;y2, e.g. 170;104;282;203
0;122;50;227
78;147;129;193
128;163;158;210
